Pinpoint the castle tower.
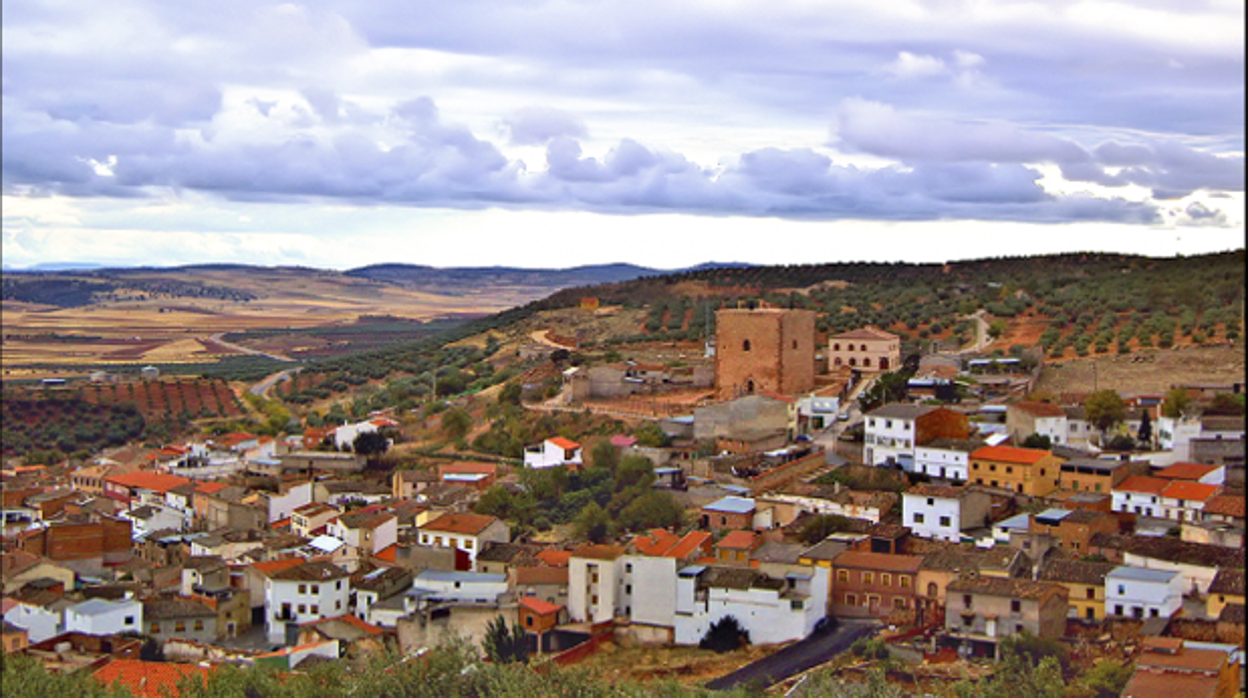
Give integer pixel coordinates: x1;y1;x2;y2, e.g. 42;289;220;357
714;308;816;399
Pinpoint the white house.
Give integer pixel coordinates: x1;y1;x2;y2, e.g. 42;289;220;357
568;544;627;623
901;484;993;542
334;417;398;450
409;570;508;607
1105;566;1183;620
326;511;397;558
1007;401;1069;446
913;438;980;481
1112;476;1168;518
794;390;840;432
122;504;186;538
1156;481;1221;523
263;560;351;644
259;481;313;524
621;555;678;633
863;404;937;466
417;513;510;570
992;513;1031;544
524;437;583;469
673;564;829;646
3;600;64;642
64;598;143;636
1156;417;1203;461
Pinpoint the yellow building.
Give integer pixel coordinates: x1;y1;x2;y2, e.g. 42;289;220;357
968;445;1062;496
1206;569;1245;619
1036;558;1115;621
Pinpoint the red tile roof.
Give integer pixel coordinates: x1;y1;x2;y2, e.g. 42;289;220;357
1156;462;1220;481
1161;480;1220;503
630;529;680;556
194;482;228;495
91;660;211;698
519;595;564;616
536;550;572;567
831;550;923;573
832;326;897;341
1010;401;1067;418
300;613;385;636
571;544;625;561
970;445;1050;464
1202;494;1245;518
251;558;307;577
105;471;192;493
548;436;581;450
419;512;499;536
665;531;712;560
717;530;760;550
1116;476;1170;496
373;544;397;563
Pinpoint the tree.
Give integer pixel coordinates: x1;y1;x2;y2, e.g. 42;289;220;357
352;431;389;460
1021;433;1052;449
440;407;472;438
1137;410;1153;447
590;440;620;471
699;615;748;652
497;381;522;406
633;422;669;448
1162;387;1192;418
482;614;529;664
618;491;685;531
1084;389;1126;438
572;501;611;543
988;319;1008;339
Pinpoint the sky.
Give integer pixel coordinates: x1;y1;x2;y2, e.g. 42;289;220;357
2;0;1244;271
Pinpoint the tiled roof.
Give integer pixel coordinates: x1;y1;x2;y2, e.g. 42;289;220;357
630;529;680;556
1010;401;1067;418
572;544;626;561
918;545;1022;572
832;550;922;573
1208;569;1245;596
519;596;563;616
475;542;538;565
251;558;309;577
1037;558;1116;586
1120;668;1220;697
92;660;211;698
867;404;937;420
1202;494;1245;518
104;471;192;493
300;613;385;638
1089;533;1244;570
536;549;572;567
717;530;759;550
970;445;1050;464
547;436;581;450
1161;480;1219;503
1218;603;1245;624
905;483;971;499
1156;462;1221;481
419;512;499;536
947;575;1067;602
144;596;215;620
832;326;897;341
269;560;349;582
665;531;713;560
1137;645;1228;672
1115;476;1169;495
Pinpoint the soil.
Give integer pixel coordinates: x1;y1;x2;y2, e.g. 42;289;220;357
574;642;779;686
1032;344;1245;397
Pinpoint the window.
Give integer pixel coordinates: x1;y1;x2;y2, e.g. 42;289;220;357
194;620;204;631
743;340;751;352
311;605;319;615
1007;466;1013;474
591;595;599;605
1114;605;1124;615
837;570;849;583
1011;600;1021;613
989;464;996;472
1086;588;1095;600
625;585;632;595
1150;608;1159;618
882;573;892;587
939;516;951;527
963;595;973;609
465;539;473;549
972;463;979;470
526;615;534;627
1040;470;1045;478
963;616;973;627
175;621;186;632
299;584;307;594
899;575;911;589
336;600;341;610
845;593;857;606
1117;585;1125;595
792;341;798;350
311;585;319;594
336;580;342;590
926;498;934;506
790;599;804;610
863;572;874;585
913;513;925;524
625;563;632;574
124;615;135;625
151;622;161;633
298;604;306;614
893;598;906;609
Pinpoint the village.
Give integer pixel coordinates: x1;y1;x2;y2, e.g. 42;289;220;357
1;305;1244;697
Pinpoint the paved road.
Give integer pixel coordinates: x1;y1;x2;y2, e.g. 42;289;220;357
250;367;302;397
705;619;880;691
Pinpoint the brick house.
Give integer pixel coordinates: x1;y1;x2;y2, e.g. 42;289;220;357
943;576;1069;658
715;307;817;399
1059;457;1135;495
968;445;1062;496
1029;508;1118;556
699;496;757;532
714;530;762;566
1036;558;1117;620
416;513;510;570
830;550;921;620
1006;401;1068;446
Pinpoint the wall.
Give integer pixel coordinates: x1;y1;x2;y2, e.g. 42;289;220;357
714;309;816;399
747;451;828;495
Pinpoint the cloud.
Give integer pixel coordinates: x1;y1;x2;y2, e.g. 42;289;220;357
883;52;948;79
503;107;588;146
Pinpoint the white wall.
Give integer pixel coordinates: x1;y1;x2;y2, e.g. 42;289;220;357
1105;570;1184;619
64;599;143;636
673;566;828;646
902;494;961;542
913;446;969;481
1122;553;1221;595
265;576;351;644
568;555;622;623
623;556;677;627
1113;490;1161;518
267;482;313;523
864;416;915;466
4;601;63;642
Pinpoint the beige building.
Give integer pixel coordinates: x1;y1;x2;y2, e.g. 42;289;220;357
1036;558;1116;621
715;308;816;399
828;326;900;373
944;576;1069;658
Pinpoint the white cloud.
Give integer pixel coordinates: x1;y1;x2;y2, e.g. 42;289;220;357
883;52;948;79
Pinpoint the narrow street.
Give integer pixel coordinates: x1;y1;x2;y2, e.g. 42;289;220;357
705;619;880;691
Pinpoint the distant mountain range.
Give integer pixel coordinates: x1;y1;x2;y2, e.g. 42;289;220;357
343;262;753;289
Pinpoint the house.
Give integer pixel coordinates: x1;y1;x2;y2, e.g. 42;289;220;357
2;550;75;594
3;599;64;643
523;437;583;470
263;560;352;644
567;544;627;623
1157;462;1226;486
1029;508;1118;556
693;394;790;453
333;417;397;451
1061;406;1094;447
392;468;439;500
1120;638;1240;698
1157;480;1221;523
901;484;992;542
143;596;217;643
1113;476;1169;518
699;496;761;531
1006;401;1069;446
296;614;387;657
474;542;540;577
90;659;211;698
912;438;983;481
1088;533;1242;595
327;510;398;559
1036;558;1117;620
1205;569;1245;620
102;472;192;507
513;566;569;610
827;326;900;373
915;546;1031;623
416;513;510;570
943;576;1069;659
518;596;564;643
673;564;828;645
438;462;498;491
254;639;340;671
829;550;922;620
122;504;187;539
64;597;143;636
864;404;970;467
2;621;28;654
1105;566;1183;619
290;502;341;538
713;530;762;566
1059;457;1134;495
351;566;412;622
409;569;508;607
1201;493;1246;528
968;445;1062;496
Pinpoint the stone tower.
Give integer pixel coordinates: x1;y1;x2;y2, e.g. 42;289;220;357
714;308;816;399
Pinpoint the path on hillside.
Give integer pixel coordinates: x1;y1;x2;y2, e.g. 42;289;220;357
250;367;303;397
210;332;298;362
953;311;991;354
705;619;880;691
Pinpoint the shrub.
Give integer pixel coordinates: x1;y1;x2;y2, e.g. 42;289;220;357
700;616;749;653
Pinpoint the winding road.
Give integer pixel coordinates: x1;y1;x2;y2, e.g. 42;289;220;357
705;619;880;691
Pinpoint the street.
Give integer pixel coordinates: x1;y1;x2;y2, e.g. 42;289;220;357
704;619;880;691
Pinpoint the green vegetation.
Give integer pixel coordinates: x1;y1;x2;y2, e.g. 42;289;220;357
482;614;530;665
1;393;145;458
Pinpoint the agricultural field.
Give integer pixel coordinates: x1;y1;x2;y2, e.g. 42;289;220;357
79;379;244;419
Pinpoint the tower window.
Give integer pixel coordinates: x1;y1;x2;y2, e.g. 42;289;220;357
743;340;751;352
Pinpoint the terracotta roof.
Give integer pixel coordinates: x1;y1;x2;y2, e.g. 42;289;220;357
536;549;572;567
832;326;897;341
419;512;499;536
92;660;211;698
665;531;712;560
373;545;397;563
832;550;922;573
1088;533;1244;570
1208;569;1245;596
194;482;228;495
439;462;496;476
1160;480;1219;503
104;471;192;493
519;595;563;616
630;529;681;556
947;575;1068;602
269;560;349;582
1037;558;1116;586
1137;646;1228;673
1156;462;1221;481
1120;668;1220;697
255;640;336;659
1115;476;1169;496
1011;401;1067;418
919;545;1023;573
514;566;569;586
475;542;538;565
144;596;215;620
1219;603;1245;624
717;530;759;550
300;613;385;637
547;436;581;450
1202;494;1245;518
571;544;625;561
251;558;308;577
970;445;1050;464
336;511;395;530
